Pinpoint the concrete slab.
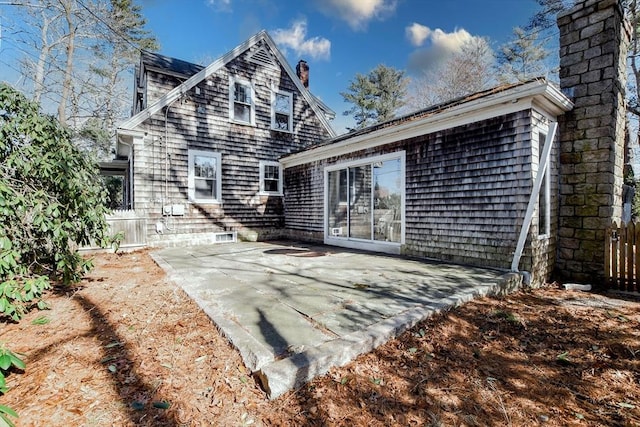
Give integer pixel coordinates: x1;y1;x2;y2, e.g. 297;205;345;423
152;241;522;399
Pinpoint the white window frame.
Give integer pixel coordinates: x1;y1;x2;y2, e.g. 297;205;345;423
324;151;406;255
188;149;222;204
229;76;255;125
271;90;293;132
259;160;283;196
534;126;551;238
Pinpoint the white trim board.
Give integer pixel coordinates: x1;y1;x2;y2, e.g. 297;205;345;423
281;80;572;168
118;31;336;138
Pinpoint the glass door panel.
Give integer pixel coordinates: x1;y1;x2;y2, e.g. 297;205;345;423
348;165;372;240
373;159;402;243
327;169;347;237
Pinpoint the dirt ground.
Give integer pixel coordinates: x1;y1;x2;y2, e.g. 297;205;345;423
1;249;639;426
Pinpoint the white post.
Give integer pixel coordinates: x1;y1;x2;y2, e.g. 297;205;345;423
511;122;558;272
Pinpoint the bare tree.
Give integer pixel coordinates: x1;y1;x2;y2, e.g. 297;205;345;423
406;37;494;111
497;27;550;83
9;0;157;156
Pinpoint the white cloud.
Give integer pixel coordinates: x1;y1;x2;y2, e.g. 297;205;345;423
406;26;476;74
316;0;397;31
406;23;433;47
271;20;331;61
206;0;232;12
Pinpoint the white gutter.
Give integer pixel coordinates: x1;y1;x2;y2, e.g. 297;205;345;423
511;121;558;274
281;81;572;168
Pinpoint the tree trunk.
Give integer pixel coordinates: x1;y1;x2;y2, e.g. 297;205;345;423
57;0;76;126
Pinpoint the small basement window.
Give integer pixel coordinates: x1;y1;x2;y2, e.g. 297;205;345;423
259;160;283;196
271;90;293;132
229;76;254;125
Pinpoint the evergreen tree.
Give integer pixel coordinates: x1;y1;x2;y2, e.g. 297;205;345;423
341;64;407;130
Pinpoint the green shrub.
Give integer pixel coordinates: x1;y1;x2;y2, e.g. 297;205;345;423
0;83;112;321
0;344;24;427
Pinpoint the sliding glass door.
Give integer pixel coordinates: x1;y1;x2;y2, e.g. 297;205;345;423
326;152;404;252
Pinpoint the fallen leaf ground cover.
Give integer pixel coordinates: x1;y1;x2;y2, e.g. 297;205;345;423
1;250;639;426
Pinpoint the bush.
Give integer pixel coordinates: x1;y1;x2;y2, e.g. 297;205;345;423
0;83;112;321
0;343;24;427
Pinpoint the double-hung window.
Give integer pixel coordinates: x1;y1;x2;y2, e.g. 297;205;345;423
230;76;254;125
259;161;283;195
188;150;222;203
271;90;293;132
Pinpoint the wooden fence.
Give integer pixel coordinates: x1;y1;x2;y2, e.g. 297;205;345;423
605;220;639;292
82;210;147;251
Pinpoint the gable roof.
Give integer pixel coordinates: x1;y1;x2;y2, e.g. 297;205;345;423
281;78;573;168
119;30;336;137
140;50;204;77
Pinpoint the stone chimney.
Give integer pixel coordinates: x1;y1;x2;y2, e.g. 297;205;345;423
296;60;309;88
556;0;631;283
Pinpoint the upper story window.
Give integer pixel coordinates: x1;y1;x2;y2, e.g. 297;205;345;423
259;160;283;196
271;90;293;132
229;76;254;125
188;149;222;203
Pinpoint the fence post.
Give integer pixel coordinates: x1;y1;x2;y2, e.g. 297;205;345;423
605;223;612;287
635;221;640;292
611;221;620;290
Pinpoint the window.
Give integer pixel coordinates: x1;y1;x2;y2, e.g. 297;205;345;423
229;77;254;125
326;152;405;248
537;131;550;237
188;150;222;203
271;90;293;131
259;161;283;195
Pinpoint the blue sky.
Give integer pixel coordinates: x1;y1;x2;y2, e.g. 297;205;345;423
140;0;545;133
0;0;546;134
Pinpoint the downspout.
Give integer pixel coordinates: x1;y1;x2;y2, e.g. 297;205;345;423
511;122;558;281
162;95;183;231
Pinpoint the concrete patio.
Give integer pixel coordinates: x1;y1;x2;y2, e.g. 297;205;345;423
151;241;522;399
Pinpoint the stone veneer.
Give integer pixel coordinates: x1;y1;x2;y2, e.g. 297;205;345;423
556;0;630;283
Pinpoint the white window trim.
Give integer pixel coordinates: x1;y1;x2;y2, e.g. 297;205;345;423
229;76;255;126
188;149;222;204
271;89;293;132
324;151;406;255
259;160;283;196
534;126;551;238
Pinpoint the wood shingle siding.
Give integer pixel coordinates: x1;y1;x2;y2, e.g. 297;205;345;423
403;111;533;269
283;109;558;278
125;38;332;245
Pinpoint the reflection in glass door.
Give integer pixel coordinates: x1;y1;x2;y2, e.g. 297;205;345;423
348;166;372;239
327;154;403;246
373;158;402;243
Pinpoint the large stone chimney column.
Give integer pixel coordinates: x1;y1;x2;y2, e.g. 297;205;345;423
556;0;630;283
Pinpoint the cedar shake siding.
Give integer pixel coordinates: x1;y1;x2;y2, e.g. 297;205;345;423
123;38;333;245
403;111;534;269
284;161;325;242
283;102;566;287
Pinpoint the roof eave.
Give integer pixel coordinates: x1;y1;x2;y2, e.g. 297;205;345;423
281;80;573;168
118;30;337;138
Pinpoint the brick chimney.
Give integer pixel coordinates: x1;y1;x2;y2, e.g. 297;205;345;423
296;60;309;88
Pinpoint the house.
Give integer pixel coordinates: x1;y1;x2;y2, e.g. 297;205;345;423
281;80;573;286
113;31;336;245
109;24;582;286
